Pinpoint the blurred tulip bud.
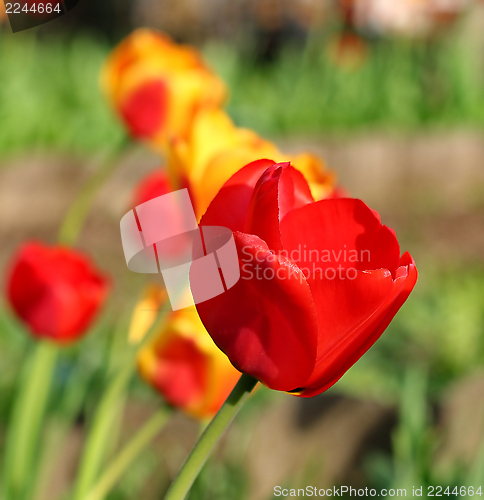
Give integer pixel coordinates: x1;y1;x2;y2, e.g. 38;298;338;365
6;242;109;343
290;152;338;201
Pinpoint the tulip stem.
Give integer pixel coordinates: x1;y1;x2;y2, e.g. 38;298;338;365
163;374;258;500
1;341;58;500
57;136;129;247
85;406;171;500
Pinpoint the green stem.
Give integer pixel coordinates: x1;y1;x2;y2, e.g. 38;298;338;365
57;137;129;247
1;341;58;500
85;406;171;500
73;301;172;500
164;374;258;500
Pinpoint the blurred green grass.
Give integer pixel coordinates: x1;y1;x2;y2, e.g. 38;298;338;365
0;32;124;156
212;17;484;135
1;27;484;157
215;32;484;135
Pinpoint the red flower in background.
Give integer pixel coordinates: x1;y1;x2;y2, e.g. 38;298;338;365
6;242;109;343
132;169;172;208
195;160;417;397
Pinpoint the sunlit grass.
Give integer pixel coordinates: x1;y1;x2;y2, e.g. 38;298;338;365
1;26;484;157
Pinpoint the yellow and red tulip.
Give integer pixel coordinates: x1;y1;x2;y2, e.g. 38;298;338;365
101;29;227;150
132;286;241;419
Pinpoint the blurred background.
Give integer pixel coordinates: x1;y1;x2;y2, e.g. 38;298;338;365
2;0;484;498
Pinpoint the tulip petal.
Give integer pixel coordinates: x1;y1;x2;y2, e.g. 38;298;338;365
280;198;401;276
245;164;286;251
185;108;245;184
299;255;417;397
137;305;240;418
120;79;168;140
195;136;281;215
132;169;172;208
102;30;227;150
291;152;336;201
143;334;210;410
195;232;319;392
245;163;314;252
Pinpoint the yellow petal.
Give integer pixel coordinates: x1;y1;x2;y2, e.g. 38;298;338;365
291;152;337;200
195;138;280;216
185;108;242;184
128;285;167;344
167;108;282;216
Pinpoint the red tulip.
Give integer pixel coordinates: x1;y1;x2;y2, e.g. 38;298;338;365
195;160;417;397
6;242;109;343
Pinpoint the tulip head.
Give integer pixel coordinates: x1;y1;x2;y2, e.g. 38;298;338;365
102;29;227;150
134;289;241;419
195;160;417;397
6;242;109;344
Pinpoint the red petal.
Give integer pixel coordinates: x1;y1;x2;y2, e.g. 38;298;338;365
311;268;394;357
280;198;401;277
153;336;209;410
195;232;319;391
223;158;278;189
132;170;172;208
120;79;168;139
299;255;417;397
245;163;314;252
